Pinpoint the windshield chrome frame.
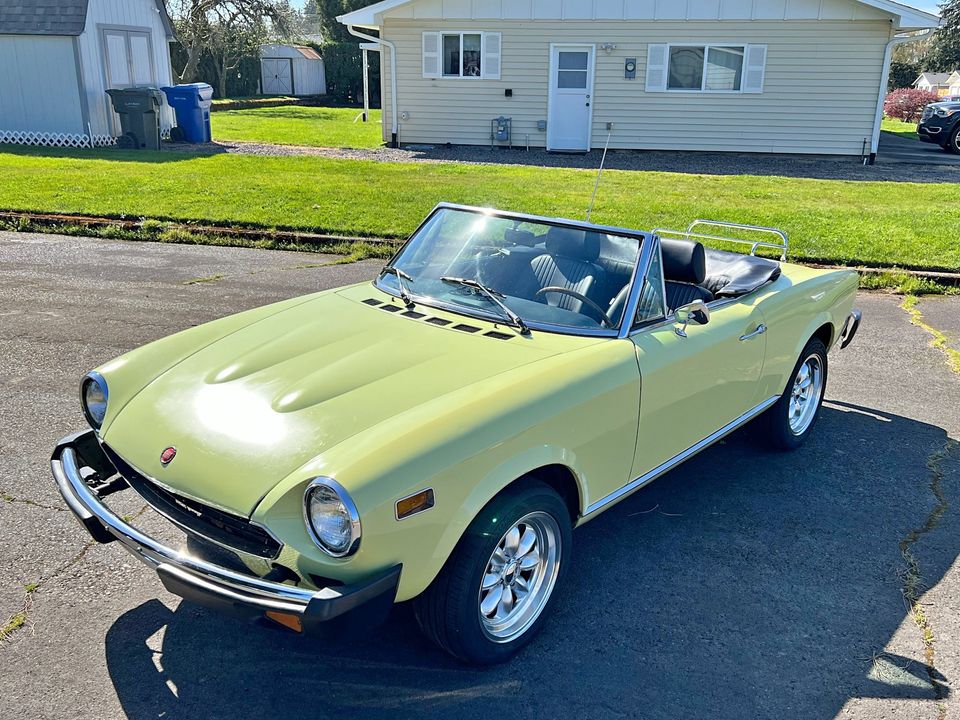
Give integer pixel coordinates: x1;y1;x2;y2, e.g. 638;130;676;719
373;203;653;339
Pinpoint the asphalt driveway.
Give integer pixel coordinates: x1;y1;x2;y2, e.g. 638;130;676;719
0;233;958;720
877;131;960;166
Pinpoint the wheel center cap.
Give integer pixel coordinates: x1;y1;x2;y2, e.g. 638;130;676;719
503;560;518;578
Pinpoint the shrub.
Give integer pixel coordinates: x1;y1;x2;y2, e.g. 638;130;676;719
884;88;940;122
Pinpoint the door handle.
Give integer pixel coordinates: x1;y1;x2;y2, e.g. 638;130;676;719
739;324;767;341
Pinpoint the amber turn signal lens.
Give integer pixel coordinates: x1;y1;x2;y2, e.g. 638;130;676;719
396;489;435;519
265;611;303;633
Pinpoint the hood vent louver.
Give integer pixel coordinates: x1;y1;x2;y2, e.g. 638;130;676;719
362;300;511;340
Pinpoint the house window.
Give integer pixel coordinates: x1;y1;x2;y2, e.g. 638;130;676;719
668;45;744;91
423;32;501;80
443;33;482;78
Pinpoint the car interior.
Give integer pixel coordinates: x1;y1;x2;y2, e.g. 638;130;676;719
477;224;782;328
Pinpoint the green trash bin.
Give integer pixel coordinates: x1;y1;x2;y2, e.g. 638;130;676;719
106;87;165;150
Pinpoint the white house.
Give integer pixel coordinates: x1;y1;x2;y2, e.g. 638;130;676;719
260;44;327;96
946;70;960;97
338;0;939;160
0;0;175;148
914;71;954;96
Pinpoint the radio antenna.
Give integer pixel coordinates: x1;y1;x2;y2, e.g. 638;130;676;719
586;130;612;222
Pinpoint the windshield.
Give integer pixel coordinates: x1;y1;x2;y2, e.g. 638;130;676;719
376;208;643;334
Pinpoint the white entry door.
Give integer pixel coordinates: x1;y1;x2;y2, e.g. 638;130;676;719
262;59;293;95
103;29;156;133
547;44;595;152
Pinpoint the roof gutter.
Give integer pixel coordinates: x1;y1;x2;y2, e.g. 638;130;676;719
868;26;936;164
346;25;399;147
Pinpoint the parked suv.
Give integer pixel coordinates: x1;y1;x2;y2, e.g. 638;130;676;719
918;100;960;153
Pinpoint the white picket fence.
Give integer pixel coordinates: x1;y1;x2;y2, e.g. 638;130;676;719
0;130;117;149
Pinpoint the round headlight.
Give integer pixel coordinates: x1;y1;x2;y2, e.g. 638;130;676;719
304;478;361;557
81;372;109;430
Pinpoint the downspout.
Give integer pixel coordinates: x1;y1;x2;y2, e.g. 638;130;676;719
868;26;935;164
347;25;399;148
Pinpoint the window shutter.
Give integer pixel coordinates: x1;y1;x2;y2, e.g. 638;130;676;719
482;32;501;79
742;44;767;93
422;32;441;78
645;44;668;92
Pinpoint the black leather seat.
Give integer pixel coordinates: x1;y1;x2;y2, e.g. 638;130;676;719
661;238;714;312
529;227;605;314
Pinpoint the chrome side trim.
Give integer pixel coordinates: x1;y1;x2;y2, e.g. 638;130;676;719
583;395;779;517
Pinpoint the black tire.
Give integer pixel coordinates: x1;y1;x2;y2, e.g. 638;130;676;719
947;125;960;155
762;337;828;451
413;480;571;665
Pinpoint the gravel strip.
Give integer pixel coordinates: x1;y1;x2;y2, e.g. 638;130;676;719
161;139;960;183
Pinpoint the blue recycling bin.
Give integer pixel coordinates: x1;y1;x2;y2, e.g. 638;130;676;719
161;83;214;143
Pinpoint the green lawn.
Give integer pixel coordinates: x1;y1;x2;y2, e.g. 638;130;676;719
211;106;383;148
0;147;958;270
881;118;919;140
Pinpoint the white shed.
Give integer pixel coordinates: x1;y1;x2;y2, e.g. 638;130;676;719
0;0;176;148
260;44;327;96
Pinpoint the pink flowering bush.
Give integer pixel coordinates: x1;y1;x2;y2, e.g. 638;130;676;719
884;88;941;122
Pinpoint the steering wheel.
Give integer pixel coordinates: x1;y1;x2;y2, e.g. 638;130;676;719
535;286;614;328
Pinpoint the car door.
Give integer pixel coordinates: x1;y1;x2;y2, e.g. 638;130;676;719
628;238;769;480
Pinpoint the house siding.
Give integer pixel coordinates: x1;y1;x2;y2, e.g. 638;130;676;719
379;17;893;154
0;34;85;134
76;0;174;137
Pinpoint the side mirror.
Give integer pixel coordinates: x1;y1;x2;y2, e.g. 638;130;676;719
674;299;710;338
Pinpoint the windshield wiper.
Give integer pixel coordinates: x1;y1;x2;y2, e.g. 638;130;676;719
440;276;530;335
381;265;415;308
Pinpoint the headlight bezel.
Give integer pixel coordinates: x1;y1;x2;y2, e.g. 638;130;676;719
303;477;362;558
934;107;958;118
80;371;109;431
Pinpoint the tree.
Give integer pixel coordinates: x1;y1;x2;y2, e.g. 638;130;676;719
884;88;940;122
889;60;921;90
207;12;268;98
166;0;294;83
925;0;960;71
315;0;374;43
301;0;323;36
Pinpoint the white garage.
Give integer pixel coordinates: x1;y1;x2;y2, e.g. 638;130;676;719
260;44;327;96
0;0;176;147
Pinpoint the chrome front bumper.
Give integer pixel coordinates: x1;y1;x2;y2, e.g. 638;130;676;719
839;309;862;350
51;430;400;635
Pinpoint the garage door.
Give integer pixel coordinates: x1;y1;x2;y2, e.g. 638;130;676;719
262;59;293;95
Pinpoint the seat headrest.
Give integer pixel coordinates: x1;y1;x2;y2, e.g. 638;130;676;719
660;238;706;285
546;226;601;261
504;228;538;247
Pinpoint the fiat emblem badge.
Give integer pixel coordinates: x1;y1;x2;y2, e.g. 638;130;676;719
160;447;177;466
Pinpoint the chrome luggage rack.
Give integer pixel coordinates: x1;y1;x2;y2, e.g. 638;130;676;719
653;220;788;261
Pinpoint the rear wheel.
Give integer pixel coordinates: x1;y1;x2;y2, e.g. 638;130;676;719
413;481;571;665
762;337;828;450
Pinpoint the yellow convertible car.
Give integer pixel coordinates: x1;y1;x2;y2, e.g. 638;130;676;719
52;204;860;664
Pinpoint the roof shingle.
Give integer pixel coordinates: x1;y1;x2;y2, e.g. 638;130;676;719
0;0;90;36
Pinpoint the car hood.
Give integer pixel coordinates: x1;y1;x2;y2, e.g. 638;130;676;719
929;101;960;111
102;285;570;516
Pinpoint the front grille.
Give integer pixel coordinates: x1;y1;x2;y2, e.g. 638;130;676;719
102;445;282;559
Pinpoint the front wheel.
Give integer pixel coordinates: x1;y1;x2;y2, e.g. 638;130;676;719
947;125;960;155
413;481;571;665
762;337;828;451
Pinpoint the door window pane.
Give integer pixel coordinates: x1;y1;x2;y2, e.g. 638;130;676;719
105;32;130;86
705;46;743;91
634;245;666;325
558;51;588;70
442;34;460;76
463;34;481;77
557;70;588;89
667;46;704;90
129;33;153;85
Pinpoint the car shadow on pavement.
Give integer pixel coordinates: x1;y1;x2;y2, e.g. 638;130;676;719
103;402;959;720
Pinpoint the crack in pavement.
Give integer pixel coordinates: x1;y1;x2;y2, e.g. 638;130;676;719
0;504;149;649
897;438;958;720
902;296;960;376
0;489;65;513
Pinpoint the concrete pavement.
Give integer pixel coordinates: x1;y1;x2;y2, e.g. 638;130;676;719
0;233;958;720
